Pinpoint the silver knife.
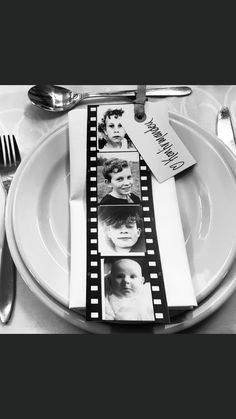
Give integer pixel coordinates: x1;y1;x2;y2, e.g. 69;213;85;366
216;106;236;153
0;180;16;324
0;236;16;324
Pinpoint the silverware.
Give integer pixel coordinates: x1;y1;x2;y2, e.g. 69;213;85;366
28;84;192;112
216;106;236;153
0;135;21;324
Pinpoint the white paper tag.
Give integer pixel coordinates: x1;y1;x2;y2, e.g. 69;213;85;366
121;102;197;183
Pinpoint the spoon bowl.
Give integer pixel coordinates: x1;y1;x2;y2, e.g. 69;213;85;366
28;85;80;112
28;85;193;113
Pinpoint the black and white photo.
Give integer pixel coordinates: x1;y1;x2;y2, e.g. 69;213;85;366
97;152;141;204
98;205;146;255
97;107;135;151
101;257;155;321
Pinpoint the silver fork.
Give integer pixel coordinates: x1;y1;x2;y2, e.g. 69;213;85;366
0;134;21;324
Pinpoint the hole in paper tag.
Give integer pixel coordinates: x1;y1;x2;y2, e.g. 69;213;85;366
135;112;147;123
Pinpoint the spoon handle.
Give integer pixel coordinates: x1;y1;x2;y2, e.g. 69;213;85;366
85;86;192;99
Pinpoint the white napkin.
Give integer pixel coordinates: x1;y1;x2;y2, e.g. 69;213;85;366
68;108;87;308
68;107;197;309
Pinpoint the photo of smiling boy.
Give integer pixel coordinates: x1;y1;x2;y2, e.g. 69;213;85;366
97;153;141;205
98;205;146;255
97;107;135;151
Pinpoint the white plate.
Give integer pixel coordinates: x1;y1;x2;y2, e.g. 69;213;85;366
11;112;236;307
6;112;236;333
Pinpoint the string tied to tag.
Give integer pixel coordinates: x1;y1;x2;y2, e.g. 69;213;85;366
134;85;147;122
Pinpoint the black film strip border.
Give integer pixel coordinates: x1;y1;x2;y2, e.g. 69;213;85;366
86;105;102;321
139;157;170;323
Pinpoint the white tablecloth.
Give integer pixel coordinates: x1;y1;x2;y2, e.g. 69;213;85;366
0;84;236;334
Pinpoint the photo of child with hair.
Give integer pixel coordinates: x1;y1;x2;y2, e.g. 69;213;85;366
98;205;146;255
103;258;155;321
97;155;141;205
97;108;135;151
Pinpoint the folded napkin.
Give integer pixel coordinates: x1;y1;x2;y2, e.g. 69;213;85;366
68;107;197;310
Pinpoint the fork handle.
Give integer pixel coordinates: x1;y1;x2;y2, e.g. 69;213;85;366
0;233;16;324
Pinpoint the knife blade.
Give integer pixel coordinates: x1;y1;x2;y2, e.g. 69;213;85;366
216;106;236;153
0;180;16;324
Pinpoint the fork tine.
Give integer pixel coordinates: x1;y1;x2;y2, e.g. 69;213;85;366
9;135;16;165
0;136;3;165
0;135;7;166
12;135;21;163
4;135;12;166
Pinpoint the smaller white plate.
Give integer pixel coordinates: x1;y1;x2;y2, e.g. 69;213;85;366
11;114;236;307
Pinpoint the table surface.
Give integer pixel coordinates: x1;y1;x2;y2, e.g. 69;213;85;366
1;84;236;334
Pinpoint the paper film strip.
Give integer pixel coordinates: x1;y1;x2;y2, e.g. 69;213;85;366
86;105;170;323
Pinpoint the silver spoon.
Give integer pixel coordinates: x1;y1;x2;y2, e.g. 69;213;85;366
28;85;192;112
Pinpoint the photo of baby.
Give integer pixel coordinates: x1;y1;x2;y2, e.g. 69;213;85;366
98;205;146;255
97;152;141;205
102;258;155;321
97;107;135;151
